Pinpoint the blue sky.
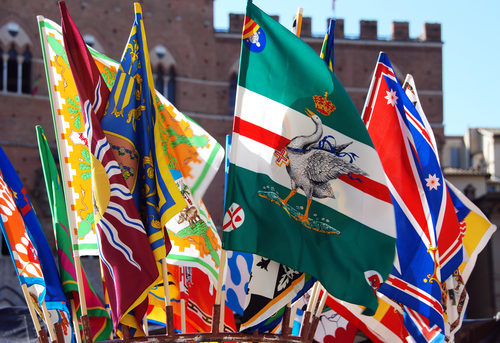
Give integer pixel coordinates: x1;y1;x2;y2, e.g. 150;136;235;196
214;0;500;137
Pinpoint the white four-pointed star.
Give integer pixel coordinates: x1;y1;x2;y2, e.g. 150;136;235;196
385;89;398;107
425;173;441;191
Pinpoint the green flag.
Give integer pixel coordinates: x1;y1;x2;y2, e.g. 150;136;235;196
36;126;113;342
222;1;396;315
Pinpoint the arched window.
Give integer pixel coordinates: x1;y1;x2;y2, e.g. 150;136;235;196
154;65;165;96
229;74;237;115
154;66;175;105
21;47;32;94
7;45;18;92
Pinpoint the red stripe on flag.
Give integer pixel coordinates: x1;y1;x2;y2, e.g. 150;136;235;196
233;116;290;151
338;174;392;204
233;117;393;204
387;276;443;314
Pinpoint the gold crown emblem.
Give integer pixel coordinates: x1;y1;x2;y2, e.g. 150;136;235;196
313;92;336;116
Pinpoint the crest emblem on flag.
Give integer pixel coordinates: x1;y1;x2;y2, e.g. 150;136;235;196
242;16;266;52
223;203;245;232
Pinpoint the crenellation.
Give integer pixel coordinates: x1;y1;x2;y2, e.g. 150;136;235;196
300;17;312;36
225;14;440;42
423;23;442;42
360;20;378;40
229;13;244;33
332;18;344;38
392;21;409;41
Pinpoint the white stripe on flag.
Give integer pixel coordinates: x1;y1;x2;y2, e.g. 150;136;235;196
231;132;396;238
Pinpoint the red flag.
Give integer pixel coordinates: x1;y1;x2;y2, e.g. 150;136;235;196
60;1;160;334
326;294;410;343
180;267;237;333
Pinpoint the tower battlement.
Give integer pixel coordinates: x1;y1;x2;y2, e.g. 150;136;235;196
228;14;441;42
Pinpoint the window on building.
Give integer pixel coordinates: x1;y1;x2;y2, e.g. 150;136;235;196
21;48;32;94
83;34;95;48
229;74;237;115
7;45;18;92
464;184;476;200
450;147;461;168
487;185;496;193
154;66;175;105
154;65;165;96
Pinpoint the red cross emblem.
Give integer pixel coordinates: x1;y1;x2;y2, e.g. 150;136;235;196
223;203;245;232
274;149;289;167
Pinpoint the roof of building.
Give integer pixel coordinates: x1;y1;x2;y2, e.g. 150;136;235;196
477;128;500;136
442;167;490;177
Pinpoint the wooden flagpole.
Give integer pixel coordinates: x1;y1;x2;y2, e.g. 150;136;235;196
300;281;320;338
20;284;49;343
307;287;328;342
161;257;175;336
180;298;186;333
70;298;82;343
74;255;93;343
218;290;226;333
281;301;292;337
211;248;226;333
143;312;149;336
289;300;299;329
40;300;56;343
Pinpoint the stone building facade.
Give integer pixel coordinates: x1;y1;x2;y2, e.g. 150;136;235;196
0;0;445;310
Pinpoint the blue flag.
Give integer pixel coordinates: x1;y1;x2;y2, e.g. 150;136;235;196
101;3;185;262
362;53;463;331
0;146;74;341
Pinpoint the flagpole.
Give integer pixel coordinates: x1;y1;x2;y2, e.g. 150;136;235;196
161;257;175;336
218;290;226;333
180;298;186;333
41;300;56;342
212;248;226;333
143;312;149;336
20;284;49;343
70;298;82;343
98;260;115;340
72;254;94;343
281;301;292;337
307;287;328;342
300;281;319;338
289;300;299;330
